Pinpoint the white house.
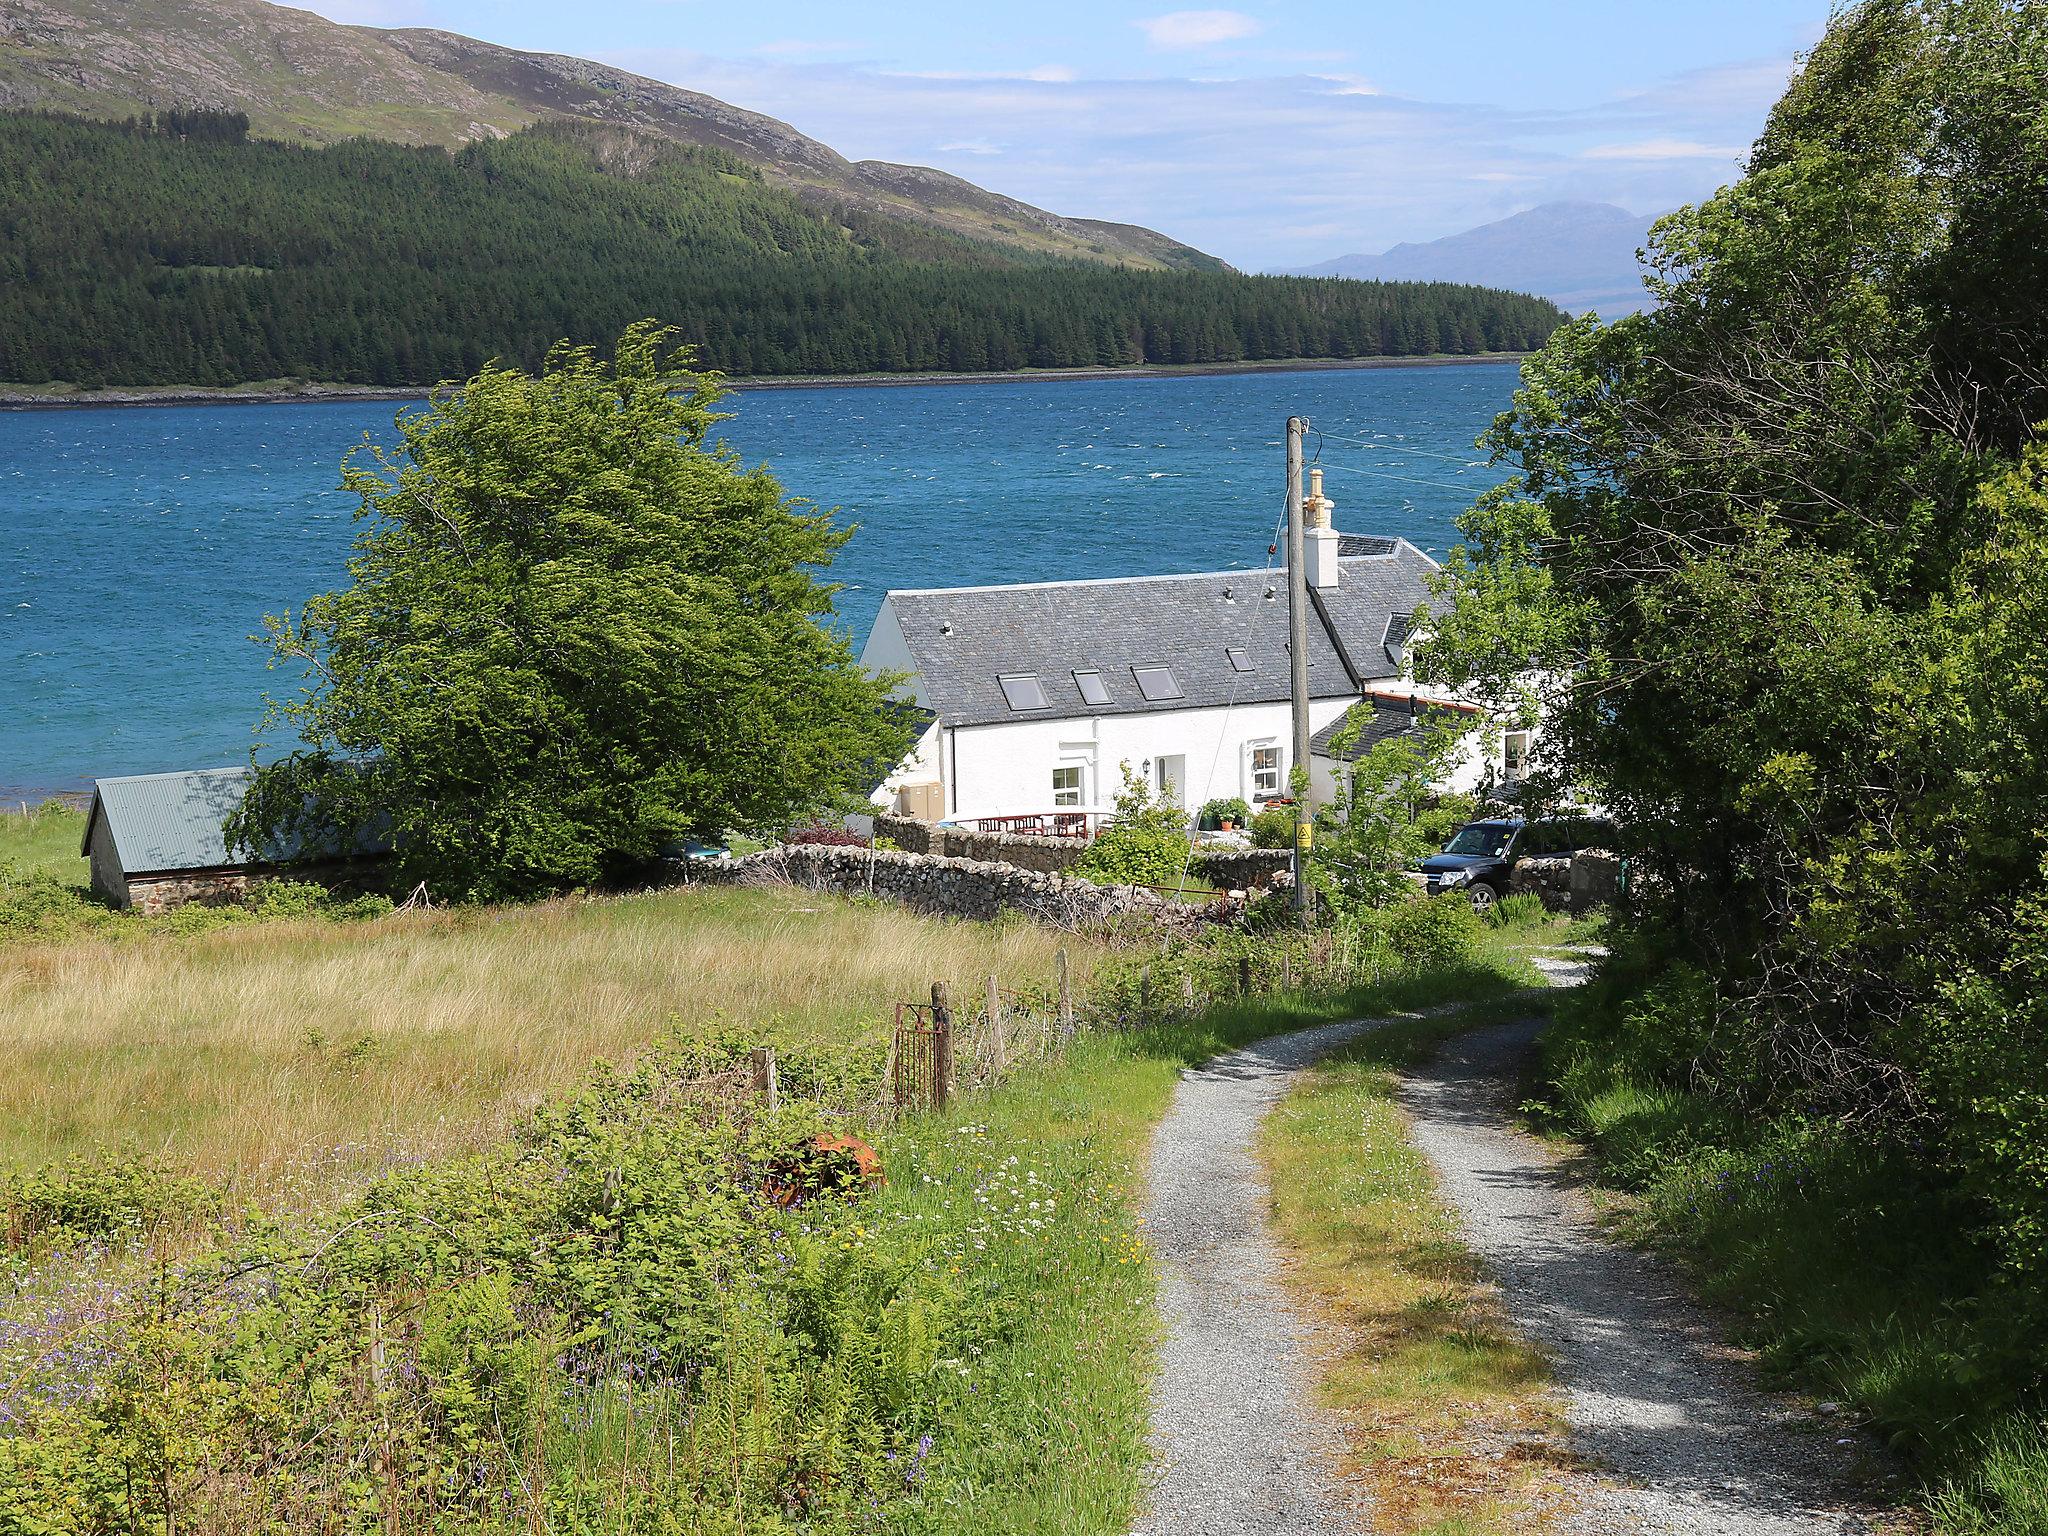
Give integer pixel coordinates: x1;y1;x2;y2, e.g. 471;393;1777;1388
860;490;1540;832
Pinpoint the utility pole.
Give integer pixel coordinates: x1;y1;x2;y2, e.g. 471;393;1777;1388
1284;416;1311;919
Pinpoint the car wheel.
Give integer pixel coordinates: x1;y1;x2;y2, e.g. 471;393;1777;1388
1466;882;1497;916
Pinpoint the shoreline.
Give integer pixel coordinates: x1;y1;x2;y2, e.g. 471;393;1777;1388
0;353;1529;412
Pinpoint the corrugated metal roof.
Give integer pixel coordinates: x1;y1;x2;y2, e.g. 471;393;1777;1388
85;767;258;876
883;543;1441;729
84;767;390;876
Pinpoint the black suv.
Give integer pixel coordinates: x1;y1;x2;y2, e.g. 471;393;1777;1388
1415;819;1523;914
1415;815;1617;914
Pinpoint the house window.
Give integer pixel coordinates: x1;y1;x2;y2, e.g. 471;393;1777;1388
998;673;1050;711
1504;731;1530;780
1052;765;1083;807
1073;669;1111;706
1249;742;1282;800
1225;648;1254;672
1131;664;1184;702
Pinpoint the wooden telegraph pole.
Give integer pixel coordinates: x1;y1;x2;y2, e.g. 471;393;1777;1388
1284;416;1311;919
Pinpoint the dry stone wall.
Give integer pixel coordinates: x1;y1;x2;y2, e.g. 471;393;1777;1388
1189;847;1291;891
872;813;1088;874
689;843;1200;929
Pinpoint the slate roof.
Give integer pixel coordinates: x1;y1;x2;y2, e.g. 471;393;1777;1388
82;767;387;876
883;542;1441;729
1308;696;1481;763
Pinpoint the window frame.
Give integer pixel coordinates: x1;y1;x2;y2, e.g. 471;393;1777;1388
1072;669;1111;707
1247;740;1283;801
1503;730;1531;780
1051;763;1085;807
1225;647;1254;673
1131;663;1185;702
997;672;1051;712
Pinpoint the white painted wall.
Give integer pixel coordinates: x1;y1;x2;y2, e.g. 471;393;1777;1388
927;697;1356;822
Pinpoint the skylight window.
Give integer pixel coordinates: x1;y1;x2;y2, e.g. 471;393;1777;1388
998;673;1050;711
1131;665;1185;702
1073;669;1111;706
1225;648;1254;673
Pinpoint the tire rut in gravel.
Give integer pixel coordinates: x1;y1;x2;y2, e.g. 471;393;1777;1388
1133;1016;1382;1536
1401;1018;1902;1535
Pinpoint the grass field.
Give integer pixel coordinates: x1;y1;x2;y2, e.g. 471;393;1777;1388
0;824;1093;1205
0;803;90;888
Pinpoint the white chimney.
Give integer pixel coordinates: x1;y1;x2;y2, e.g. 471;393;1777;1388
1304;466;1339;590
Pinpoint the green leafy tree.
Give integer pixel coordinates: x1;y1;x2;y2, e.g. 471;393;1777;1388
235;323;910;900
1419;0;2048;1375
1307;709;1477;911
1074;764;1193;888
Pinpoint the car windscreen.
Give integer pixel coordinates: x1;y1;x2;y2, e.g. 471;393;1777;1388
1443;824;1515;858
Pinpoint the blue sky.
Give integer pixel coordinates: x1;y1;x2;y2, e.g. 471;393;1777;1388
302;1;1834;271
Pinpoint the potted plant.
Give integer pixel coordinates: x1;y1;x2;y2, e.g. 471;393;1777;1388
1199;796;1253;833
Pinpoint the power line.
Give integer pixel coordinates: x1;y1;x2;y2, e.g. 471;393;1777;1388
1314;459;1487;497
1312;428;1494;470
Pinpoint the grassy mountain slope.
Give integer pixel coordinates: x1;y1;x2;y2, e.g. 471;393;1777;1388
0;0;1223;271
0;112;1567;388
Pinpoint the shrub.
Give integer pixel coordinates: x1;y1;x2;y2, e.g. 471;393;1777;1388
1249;804;1296;849
1076;765;1192;887
1374;892;1484;973
1485;891;1549;929
5;1152;219;1246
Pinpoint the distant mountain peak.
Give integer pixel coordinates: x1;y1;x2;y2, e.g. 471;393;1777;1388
1293;200;1657;317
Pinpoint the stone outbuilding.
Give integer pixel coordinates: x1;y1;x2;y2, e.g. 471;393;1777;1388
81;766;384;914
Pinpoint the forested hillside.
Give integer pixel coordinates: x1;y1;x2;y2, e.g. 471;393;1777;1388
0;112;1566;387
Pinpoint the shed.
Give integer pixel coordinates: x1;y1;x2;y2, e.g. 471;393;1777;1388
81;767;385;915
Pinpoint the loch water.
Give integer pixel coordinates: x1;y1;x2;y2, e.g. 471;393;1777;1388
0;362;1520;796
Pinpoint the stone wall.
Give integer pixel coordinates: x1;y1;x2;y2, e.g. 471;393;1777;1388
1568;850;1621;914
1189;846;1292;891
127;871;257;916
688;843;1203;929
1509;855;1573;911
872;813;1088;874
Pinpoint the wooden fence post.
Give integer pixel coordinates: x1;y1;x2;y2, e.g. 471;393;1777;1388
1282;942;1293;991
1181;972;1196;1012
1238;954;1251;998
751;1047;779;1112
930;982;954;1112
1057;948;1073;1034
986;972;1007;1077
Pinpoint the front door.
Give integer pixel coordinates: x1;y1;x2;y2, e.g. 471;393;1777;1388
1156;754;1186;810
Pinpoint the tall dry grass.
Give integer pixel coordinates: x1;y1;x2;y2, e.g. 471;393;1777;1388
0;884;1093;1205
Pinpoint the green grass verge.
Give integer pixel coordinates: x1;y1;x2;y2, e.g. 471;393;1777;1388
1258;1000;1564;1536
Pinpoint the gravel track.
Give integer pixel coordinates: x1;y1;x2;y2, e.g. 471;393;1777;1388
1134;1015;1384;1536
1402;1018;1895;1534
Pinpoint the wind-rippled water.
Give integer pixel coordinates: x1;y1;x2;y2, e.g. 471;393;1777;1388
0;363;1518;796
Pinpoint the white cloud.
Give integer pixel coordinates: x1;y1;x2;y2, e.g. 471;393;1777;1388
1025;65;1077;83
1582;137;1746;161
594;46;1790;272
1135;10;1263;50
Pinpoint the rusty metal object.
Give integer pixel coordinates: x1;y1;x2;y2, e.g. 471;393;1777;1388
761;1133;885;1208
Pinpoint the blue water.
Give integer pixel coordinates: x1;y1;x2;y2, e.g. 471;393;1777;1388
0;364;1517;796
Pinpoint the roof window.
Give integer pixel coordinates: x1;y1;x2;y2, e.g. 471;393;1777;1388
1225;647;1254;672
1073;669;1111;706
1131;664;1185;702
998;673;1050;711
